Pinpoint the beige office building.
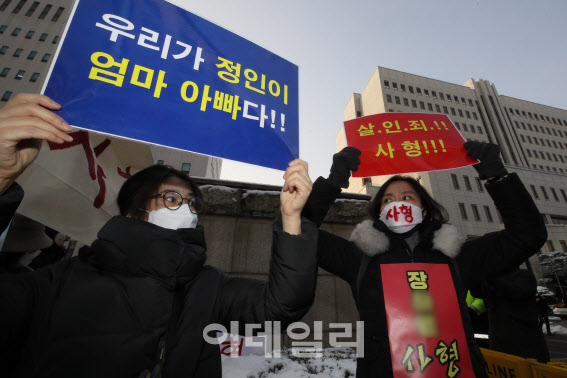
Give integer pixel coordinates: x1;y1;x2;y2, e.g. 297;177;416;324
0;0;222;178
343;66;567;276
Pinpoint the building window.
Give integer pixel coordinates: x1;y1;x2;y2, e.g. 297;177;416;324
386;94;392;103
416;87;422;95
427;103;433;111
530;185;539;199
484;206;493;222
51;6;64;22
29;72;39;82
25;30;34;39
443;106;448;114
392;82;398;90
27;50;36;59
471;204;481;221
11;27;21;36
450;108;456;116
463;175;472;191
540;186;549;200
41;53;51;62
25;1;38;16
0;45;7;55
0;0;13;12
384;80;390;88
424;89;429;97
400;84;406;92
560;189;567;202
362;177;372;186
547;240;555;252
451;174;460;190
395;96;400;105
432;91;437;99
403;98;409;106
11;0;26;14
455;122;460;130
435;104;441;112
411;99;417;108
181;162;191;174
1;91;13;101
560;240;567;252
356;110;361;118
458;203;468;220
156;159;164;165
52;35;59;44
14;69;24;79
419;101;425;110
39;32;47;41
458;109;464;117
12;48;22;57
0;67;10;77
439;93;444;100
477;126;483;134
37;3;51;19
0;25;7;33
409;86;414;94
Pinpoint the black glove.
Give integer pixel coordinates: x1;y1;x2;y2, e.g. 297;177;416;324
464;141;508;180
328;147;361;188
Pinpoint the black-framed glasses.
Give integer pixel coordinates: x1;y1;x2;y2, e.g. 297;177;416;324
150;191;204;214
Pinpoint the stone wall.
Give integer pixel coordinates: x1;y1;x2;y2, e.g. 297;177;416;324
194;177;371;346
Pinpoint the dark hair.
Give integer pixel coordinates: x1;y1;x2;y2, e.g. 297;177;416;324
117;164;203;221
369;175;449;224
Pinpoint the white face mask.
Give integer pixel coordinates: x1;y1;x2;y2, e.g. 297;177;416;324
147;204;198;230
379;201;423;234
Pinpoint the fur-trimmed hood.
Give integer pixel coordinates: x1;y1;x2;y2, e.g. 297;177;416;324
349;220;465;258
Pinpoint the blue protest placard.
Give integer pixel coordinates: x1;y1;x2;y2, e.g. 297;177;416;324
43;0;298;171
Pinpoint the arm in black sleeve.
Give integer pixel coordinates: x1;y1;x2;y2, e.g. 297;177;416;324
457;173;547;290
217;216;318;329
317;229;362;286
301;177;342;227
0;182;24;234
302;177;362;287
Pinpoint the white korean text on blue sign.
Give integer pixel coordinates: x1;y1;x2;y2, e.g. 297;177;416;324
43;0;299;170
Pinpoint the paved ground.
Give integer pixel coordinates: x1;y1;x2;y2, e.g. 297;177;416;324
546;316;567;361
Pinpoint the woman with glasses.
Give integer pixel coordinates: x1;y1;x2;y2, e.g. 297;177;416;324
0;94;318;378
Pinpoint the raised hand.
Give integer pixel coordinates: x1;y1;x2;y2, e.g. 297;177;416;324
464;141;507;180
281;159;313;234
328;146;361;188
0;93;73;194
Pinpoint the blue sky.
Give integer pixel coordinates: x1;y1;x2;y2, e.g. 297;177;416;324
170;0;567;185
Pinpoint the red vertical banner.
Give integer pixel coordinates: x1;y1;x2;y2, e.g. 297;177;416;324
344;113;477;177
381;263;475;377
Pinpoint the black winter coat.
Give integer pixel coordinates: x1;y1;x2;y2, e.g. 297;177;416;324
481;269;550;362
302;173;547;378
0;183;319;378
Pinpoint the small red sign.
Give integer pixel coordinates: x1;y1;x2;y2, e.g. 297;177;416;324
344;113;477;177
381;263;475;377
